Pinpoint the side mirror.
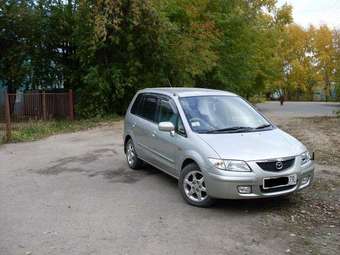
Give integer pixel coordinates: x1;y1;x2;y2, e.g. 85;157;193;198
158;122;175;133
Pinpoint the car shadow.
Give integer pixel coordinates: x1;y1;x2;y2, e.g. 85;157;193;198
213;196;297;214
143;165;299;213
140;164;178;184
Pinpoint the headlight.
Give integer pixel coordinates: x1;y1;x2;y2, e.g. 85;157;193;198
225;160;252;172
300;151;311;166
208;158;226;170
208;158;251;172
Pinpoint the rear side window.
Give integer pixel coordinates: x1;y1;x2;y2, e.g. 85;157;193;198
139;95;158;122
131;94;143;114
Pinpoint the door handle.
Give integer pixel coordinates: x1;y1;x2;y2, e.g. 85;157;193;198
152;131;157;137
132;123;136;128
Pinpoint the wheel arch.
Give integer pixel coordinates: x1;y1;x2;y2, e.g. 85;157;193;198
179;151;206;174
181;158;197;170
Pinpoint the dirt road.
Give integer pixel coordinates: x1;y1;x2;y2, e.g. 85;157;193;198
0;102;339;255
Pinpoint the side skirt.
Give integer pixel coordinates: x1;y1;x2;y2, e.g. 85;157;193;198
138;156;179;180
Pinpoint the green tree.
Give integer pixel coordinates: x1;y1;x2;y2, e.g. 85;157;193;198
1;0;337;117
0;0;34;92
155;0;220;86
196;0;293;99
76;0;168;116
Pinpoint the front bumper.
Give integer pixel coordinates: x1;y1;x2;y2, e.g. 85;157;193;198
204;161;314;199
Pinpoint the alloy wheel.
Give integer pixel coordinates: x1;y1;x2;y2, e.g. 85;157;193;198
127;141;136;167
183;170;208;202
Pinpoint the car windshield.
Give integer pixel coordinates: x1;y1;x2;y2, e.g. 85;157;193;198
179;96;271;133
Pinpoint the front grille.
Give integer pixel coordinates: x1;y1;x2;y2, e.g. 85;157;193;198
257;158;295;172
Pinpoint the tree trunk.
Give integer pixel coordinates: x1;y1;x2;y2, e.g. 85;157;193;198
324;72;331;102
6;80;16;115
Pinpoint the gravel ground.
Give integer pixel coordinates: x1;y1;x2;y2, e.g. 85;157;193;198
263;116;340;255
0;102;339;255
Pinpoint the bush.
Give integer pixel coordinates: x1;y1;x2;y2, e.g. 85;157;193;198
249;95;266;104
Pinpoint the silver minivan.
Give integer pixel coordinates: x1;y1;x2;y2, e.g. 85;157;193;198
123;88;314;207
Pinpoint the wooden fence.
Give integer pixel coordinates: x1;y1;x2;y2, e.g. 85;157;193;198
0;90;74;142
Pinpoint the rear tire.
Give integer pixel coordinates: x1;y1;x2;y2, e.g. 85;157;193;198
179;163;215;207
125;139;143;170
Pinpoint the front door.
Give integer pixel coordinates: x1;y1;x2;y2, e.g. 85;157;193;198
152;97;185;177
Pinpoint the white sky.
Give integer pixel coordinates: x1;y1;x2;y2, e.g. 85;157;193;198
277;0;340;28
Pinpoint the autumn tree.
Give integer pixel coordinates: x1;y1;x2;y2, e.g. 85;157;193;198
334;29;340;100
312;25;336;101
278;25;320;100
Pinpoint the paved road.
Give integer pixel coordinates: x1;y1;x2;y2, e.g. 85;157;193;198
0;126;294;255
256;101;340;118
0;102;338;255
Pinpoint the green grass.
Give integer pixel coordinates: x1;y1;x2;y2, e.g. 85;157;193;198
1;115;121;144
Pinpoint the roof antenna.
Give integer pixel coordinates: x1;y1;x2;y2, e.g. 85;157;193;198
167;78;172;88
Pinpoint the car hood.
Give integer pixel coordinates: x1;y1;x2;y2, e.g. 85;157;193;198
197;128;306;161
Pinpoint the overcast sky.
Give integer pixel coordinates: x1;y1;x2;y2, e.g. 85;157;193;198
277;0;340;28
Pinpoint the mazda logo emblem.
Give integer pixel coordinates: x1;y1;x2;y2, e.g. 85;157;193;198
276;161;283;170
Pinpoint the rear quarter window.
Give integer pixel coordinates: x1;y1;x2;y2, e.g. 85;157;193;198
130;94;143;114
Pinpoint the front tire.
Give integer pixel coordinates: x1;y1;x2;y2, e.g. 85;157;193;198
126;139;143;169
179;163;215;207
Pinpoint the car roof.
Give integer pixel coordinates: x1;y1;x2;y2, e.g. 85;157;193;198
139;87;237;98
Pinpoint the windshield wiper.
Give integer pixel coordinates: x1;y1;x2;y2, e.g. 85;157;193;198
204;124;272;134
254;124;272;129
204;126;254;134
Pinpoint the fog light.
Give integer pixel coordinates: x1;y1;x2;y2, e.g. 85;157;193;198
237;185;252;194
301;176;310;185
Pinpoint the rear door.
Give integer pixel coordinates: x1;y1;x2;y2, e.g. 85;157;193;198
132;94;159;163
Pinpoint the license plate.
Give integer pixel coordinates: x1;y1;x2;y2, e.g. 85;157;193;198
263;174;297;189
287;174;297;185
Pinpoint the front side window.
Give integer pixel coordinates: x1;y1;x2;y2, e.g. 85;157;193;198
158;99;186;136
180;96;271;133
177;118;185;135
158;99;178;126
139;95;158;122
